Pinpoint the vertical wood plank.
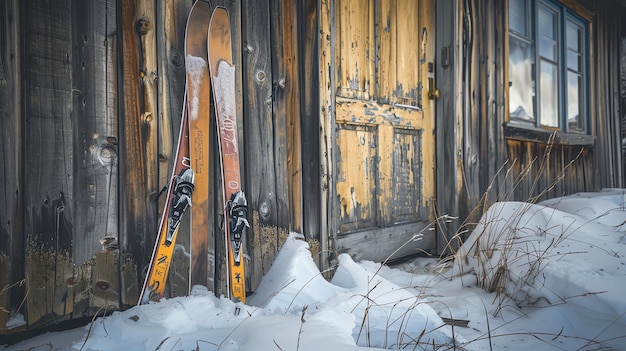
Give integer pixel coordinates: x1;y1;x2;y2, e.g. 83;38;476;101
0;0;23;333
491;0;509;201
298;0;322;252
459;0;481;215
71;0;120;314
22;0;76;327
319;0;335;271
622;7;626;187
434;0;461;253
118;0;155;306
136;0;159;206
241;0;279;292
273;0;303;234
597;3;615;188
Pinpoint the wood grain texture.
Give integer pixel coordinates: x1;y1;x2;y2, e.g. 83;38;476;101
318;0;335;272
70;0;120;316
241;0;278;292
335;0;374;100
434;0;461;254
592;2;623;189
272;0;302;234
0;0;22;333
22;0;76;327
136;0;159;210
297;0;322;249
118;0;152;306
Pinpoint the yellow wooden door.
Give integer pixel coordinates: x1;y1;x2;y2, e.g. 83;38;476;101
326;0;436;261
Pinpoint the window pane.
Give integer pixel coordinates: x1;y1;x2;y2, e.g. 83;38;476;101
539;37;558;61
567;72;583;130
539;59;559;127
538;5;556;39
538;5;558;61
509;36;535;121
566;21;581;51
509;0;528;35
566;21;582;71
567;51;580;71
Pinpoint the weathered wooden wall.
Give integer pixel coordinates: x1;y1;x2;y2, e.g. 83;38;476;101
0;0;125;332
1;0;301;337
241;0;315;289
1;0;624;339
0;0;196;335
456;0;624;231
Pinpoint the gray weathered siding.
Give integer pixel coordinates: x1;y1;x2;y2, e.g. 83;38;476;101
455;0;623;233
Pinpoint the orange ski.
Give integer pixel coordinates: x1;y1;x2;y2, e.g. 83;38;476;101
139;0;211;304
139;96;193;304
185;0;212;290
208;6;249;303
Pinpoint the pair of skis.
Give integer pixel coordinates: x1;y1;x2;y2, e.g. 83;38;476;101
139;2;248;305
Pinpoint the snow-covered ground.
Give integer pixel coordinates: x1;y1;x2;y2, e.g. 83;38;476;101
4;189;626;351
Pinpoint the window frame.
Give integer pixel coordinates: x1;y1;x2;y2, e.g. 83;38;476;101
505;0;595;145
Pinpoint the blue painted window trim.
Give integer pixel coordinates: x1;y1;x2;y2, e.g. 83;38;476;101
507;0;590;137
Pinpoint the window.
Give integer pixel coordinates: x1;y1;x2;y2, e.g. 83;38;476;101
508;0;588;134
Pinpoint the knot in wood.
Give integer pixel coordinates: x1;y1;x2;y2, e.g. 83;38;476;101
171;51;183;67
259;202;271;218
95;281;110;291
136;18;151;34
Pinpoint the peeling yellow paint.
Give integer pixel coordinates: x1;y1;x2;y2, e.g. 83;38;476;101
328;0;435;237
